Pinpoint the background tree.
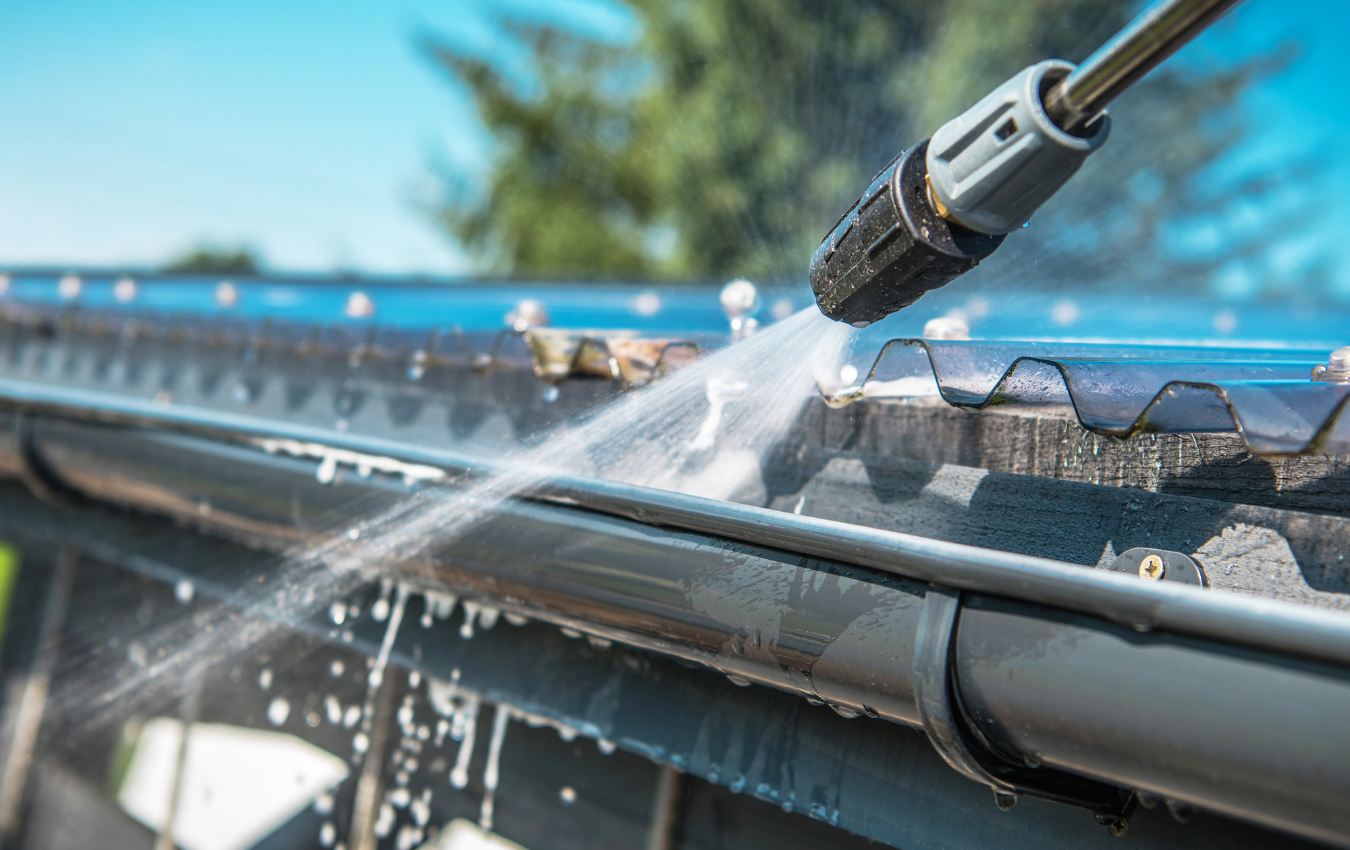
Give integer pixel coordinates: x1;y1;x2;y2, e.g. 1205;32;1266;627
163;244;263;276
427;0;1294;293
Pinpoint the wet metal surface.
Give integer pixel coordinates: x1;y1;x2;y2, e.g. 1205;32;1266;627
830;339;1350;456
0;481;1325;850
0;406;1346;844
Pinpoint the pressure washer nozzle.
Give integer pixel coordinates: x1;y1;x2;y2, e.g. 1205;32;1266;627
809;61;1105;327
809;140;1006;327
811;0;1240;326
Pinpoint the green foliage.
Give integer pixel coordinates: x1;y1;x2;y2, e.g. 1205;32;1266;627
0;542;18;658
428;1;1281;290
164;244;263;276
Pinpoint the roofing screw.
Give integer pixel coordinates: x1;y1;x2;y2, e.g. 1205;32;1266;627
345;291;375;319
58;274;81;300
507;299;548;332
720;279;760;340
215;281;239;308
1311;346;1350;383
1093;813;1130;837
1138;554;1165;581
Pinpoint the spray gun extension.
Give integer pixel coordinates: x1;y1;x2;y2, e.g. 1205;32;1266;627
810;0;1242;327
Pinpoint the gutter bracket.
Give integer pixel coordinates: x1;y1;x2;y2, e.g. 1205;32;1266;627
913;586;1138;826
1107;547;1206;586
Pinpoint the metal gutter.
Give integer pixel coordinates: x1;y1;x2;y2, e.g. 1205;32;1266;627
0;375;1345;669
0;382;1348;842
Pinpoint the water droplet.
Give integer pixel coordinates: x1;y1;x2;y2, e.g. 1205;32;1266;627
314;793;334;815
319;821;336;847
597;739;617;755
127;641;147;668
325;695;343;724
729;775;747;793
329;602;346;625
559;627;581;639
559;786;577;806
830;704;862;719
460;600;481;639
726;674;751;687
388;787;411;808
306;712;320;728
542;385;560;403
347;528;360;540
344;705;361;728
315;455;338;484
395;825;423;850
267;697;290;726
353;732;370;754
410;795;431;827
586;635;612;651
372;598;391;622
259;668;273;690
373;803;394;838
174;581;194;604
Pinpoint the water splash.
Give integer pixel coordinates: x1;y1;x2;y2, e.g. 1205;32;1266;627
478;704;513;832
39;307;849;786
293;309;852;585
359;585;409;738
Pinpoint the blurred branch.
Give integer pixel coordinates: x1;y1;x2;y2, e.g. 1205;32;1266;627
423;1;1315;298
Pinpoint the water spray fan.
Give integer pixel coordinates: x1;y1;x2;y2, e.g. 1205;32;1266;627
810;0;1242;327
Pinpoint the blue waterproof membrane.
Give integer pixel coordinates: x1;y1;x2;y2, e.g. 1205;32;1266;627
2;270;1347;350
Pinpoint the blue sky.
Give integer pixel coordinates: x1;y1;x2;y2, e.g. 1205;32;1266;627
0;0;1346;288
